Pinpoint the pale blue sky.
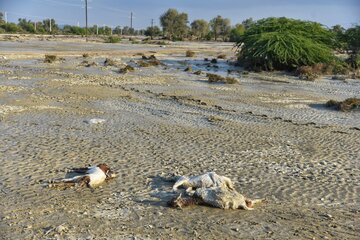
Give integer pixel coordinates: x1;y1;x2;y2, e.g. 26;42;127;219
0;0;359;29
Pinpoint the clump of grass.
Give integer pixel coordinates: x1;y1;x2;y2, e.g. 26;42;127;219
217;54;226;59
207;115;224;122
206;73;238;84
142;55;157;60
186;50;196;57
106;36;121;43
325;98;360;112
331;75;347;81
137;59;162;67
211;58;218;64
44;54;57;63
225;77;238;84
193;70;202;75
119;65;135;74
296;66;319;81
79;60;97;67
184;66;192;72
82;53;90;58
104;58;118;67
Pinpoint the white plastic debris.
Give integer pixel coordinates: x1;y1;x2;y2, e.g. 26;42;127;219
85;118;106;124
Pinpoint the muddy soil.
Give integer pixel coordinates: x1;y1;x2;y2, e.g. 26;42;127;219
0;35;359;240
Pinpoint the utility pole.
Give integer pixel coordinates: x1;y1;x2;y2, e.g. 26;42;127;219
34;22;36;32
130;12;133;29
4;12;7;23
151;19;154;28
85;0;88;41
96;24;98;35
49;18;52;33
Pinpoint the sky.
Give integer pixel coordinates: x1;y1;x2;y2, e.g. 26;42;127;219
0;0;359;29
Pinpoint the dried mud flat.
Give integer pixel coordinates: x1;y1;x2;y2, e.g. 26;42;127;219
0;35;359;240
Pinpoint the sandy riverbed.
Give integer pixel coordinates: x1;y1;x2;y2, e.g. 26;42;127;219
0;35;359;239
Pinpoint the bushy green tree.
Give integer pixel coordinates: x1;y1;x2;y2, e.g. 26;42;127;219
144;26;161;39
62;25;85;35
0;22;20;33
210;15;231;41
190;19;209;40
160;8;188;40
236;17;336;70
42;19;58;33
18;18;36;33
229;24;245;42
344;25;360;53
0;12;4;24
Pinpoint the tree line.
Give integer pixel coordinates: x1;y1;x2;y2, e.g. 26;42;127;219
0;9;252;42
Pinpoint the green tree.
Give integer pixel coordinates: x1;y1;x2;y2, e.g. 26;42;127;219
144;26;161;39
62;25;85;35
242;18;255;29
0;12;4;24
190;19;209;40
229;24;245;42
160;8;188;40
18;18;35;33
236;17;336;70
210;15;231;41
344;25;360;53
42;19;58;33
0;22;20;33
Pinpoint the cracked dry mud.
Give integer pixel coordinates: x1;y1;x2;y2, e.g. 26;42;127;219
0;36;359;239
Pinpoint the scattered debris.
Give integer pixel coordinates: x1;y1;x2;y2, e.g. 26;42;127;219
193;70;202;75
82;53;90;58
217;54;226;59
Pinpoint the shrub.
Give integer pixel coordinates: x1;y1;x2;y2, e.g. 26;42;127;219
104;58;118;67
44;55;57;63
193;70;202;75
236;17;336;71
106;36;121;43
186;50;196;57
119;65;135;73
211;58;218;64
206;73;238;84
184;66;192;72
83;53;90;58
326;98;360;112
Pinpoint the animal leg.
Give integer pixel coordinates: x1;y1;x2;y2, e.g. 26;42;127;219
239;203;254;210
77;176;91;188
172;179;186;191
223;176;234;190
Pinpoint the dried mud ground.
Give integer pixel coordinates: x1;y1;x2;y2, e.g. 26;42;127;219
0;36;359;240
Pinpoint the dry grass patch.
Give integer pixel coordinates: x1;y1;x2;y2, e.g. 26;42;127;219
326;98;360;112
186;50;196;57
